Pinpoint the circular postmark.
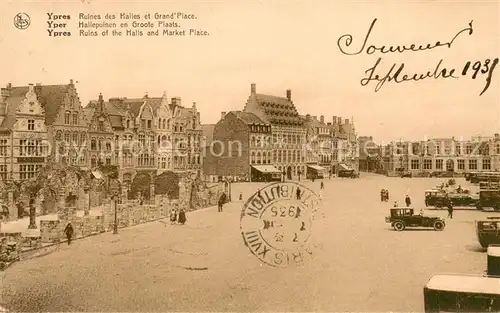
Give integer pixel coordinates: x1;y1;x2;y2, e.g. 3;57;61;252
240;182;320;268
14;13;30;30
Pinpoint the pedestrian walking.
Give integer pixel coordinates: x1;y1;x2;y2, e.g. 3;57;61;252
386;190;389;201
170;208;177;224
178;208;186;225
393;201;398;207
447;201;454;219
320;181;324;189
218;192;227;212
405;195;411;207
239;192;243;201
380;189;385;202
296;187;301;200
64;222;74;245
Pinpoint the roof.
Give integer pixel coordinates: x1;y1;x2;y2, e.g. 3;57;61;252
1;84;71;129
488;245;500;257
425;274;500;294
231;111;268;125
254;93;303;126
83;107;95;123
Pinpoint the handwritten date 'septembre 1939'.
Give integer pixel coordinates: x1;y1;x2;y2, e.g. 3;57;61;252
337;18;497;96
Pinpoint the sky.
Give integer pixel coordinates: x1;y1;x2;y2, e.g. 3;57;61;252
0;0;498;144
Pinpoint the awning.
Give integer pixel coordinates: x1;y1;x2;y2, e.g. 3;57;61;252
252;165;281;174
91;170;104;179
307;165;326;172
339;163;352;171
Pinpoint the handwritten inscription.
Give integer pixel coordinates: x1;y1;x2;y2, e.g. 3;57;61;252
337;18;497;95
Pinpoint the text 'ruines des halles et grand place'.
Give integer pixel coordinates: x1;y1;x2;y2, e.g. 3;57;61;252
46;12;210;37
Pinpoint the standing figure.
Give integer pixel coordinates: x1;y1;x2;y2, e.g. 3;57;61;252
170;209;177;224
320;181;324;190
178;209;186;225
393;201;398;207
64;222;74;245
239;192;243;201
380;189;385;202
385;190;390;202
405;195;411;207
218;192;227;212
447;201;454;219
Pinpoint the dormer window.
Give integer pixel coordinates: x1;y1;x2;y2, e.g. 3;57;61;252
147;120;152;129
126;119;130;128
27;120;34;131
29;102;34;112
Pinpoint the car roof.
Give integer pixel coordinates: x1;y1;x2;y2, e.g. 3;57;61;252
425;274;500;294
488;245;500;257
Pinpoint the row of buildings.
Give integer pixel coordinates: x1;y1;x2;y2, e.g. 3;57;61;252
358;135;500;175
0;80;203;195
202;83;358;182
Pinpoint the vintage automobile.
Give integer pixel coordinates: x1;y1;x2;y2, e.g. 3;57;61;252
385;208;445;231
423;273;500;312
400;172;412;178
476;217;500;248
476;189;500;211
487;245;500;277
425;190;478;208
338;169;359;178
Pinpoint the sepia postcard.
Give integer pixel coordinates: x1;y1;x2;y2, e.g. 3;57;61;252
0;0;499;312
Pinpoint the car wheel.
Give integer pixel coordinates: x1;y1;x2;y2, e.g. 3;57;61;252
435;203;442;209
433;220;445;231
393;221;405;231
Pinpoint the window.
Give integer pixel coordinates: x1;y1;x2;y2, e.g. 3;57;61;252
423;159;432;170
483;159;491;170
161;157;166;168
72;112;78;126
162;119;166;129
106;142;112;151
65;111;70;125
91;156;97;167
126;119;130;128
98;120;104;131
139;134;145;146
457;159;465;170
0;140;7;156
147;120;152;129
141;119;146;129
434;145;440;155
91;139;96;150
27;120;34;130
466;145;473;154
469;159;478;170
80;133;86;145
497;144;500;155
456;144;462;155
251;152;255;164
72;132;78;144
105;157;111;165
0;165;7;181
436;159;443;170
257;152;261;164
411;159;419;170
19;164;41;180
158;118;162;129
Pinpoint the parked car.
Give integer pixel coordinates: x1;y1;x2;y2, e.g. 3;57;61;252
476;217;500;248
385;208;445;231
400;172;412;178
424;273;500;312
338;170;359;178
476;189;500;211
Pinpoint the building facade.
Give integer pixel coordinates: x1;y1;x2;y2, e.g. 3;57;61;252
243;84;306;180
0;84;49;181
302;114;332;178
382;135;500;175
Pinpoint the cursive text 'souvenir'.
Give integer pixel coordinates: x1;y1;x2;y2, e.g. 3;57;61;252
337;18;474;56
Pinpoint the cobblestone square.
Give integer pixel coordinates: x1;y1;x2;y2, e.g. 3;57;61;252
0;174;492;311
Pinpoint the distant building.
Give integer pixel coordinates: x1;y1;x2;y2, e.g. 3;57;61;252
0;83;49;181
382;135;500;175
204;111;279;182
302;114;331;178
358;136;381;172
243;83;306;180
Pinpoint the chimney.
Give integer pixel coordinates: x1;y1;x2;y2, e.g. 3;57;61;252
345;119;350;124
221;111;226;120
69;79;74;85
28;83;34;93
34;83;42;98
144;92;148;99
172;97;181;106
320;115;324;124
251;83;256;95
332;116;337;124
306;114;311;121
327;122;332;126
192;102;196;110
286;89;291;101
338;117;342;124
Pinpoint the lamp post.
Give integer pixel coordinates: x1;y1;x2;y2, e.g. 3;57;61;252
113;194;118;234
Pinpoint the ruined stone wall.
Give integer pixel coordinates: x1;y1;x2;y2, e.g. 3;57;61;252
0;232;22;270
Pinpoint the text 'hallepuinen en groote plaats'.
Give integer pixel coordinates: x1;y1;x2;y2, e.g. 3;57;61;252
46;12;210;38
